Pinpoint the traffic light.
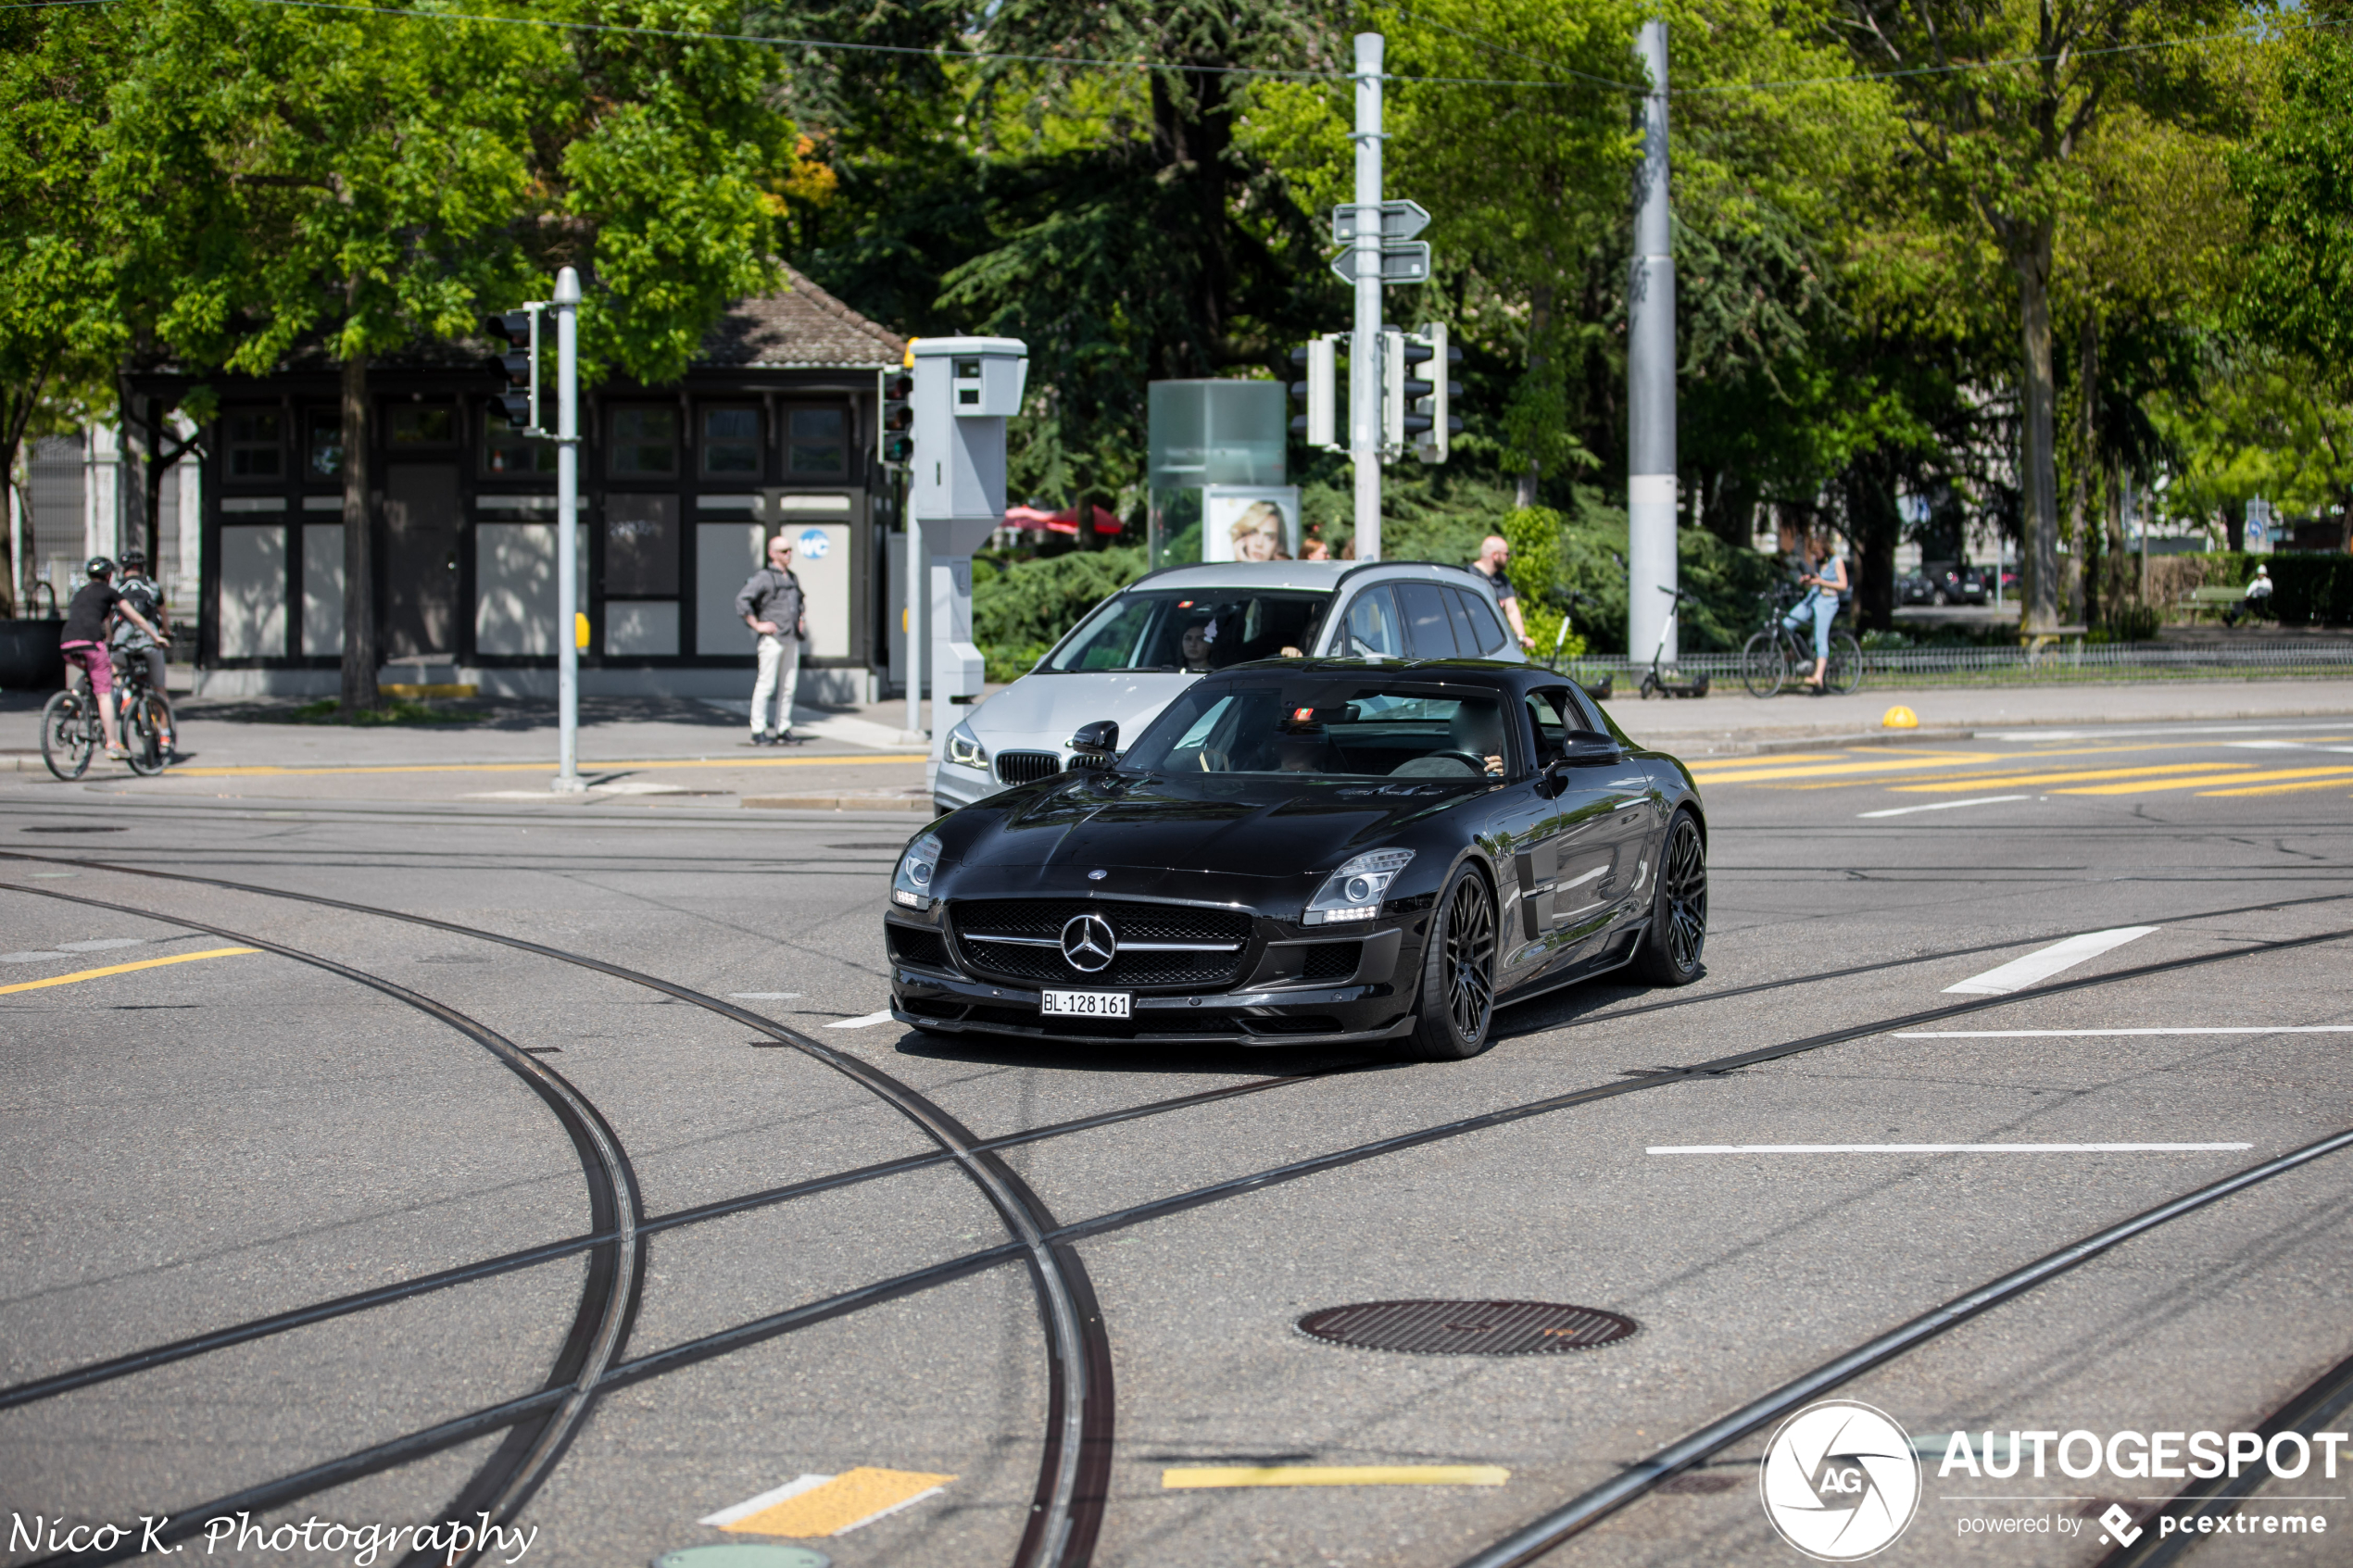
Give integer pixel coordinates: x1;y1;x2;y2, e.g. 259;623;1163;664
1289;336;1339;449
880;369;916;466
1412;322;1463;464
481;308;540;431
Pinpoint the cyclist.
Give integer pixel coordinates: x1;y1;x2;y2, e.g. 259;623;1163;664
1780;535;1849;694
57;557;169;761
111;548;175;753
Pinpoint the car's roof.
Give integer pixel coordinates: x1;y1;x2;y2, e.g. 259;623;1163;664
1126;559;1504;595
1199;657;1540;684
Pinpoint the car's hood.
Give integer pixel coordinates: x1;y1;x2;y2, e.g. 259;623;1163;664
964;671;1199;752
947;772;1488;878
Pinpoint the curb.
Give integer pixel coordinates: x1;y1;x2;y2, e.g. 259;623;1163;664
742;794;935;813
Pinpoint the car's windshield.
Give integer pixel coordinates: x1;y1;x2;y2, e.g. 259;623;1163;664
1123;679;1514;781
1041;589;1330;674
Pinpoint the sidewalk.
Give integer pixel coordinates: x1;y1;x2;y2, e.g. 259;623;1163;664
6;675;2348;808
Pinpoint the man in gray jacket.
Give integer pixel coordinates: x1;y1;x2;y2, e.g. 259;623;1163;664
735;533;808;744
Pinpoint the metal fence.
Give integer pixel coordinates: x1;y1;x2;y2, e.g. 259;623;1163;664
1543;637;2353;689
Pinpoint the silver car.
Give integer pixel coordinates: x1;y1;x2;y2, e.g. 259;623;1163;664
935;559;1527;811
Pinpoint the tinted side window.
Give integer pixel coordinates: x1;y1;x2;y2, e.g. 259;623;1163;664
1528;690;1572;765
1396;581;1458;658
1560;682;1606;732
1453;586;1510;655
1341;586;1404;658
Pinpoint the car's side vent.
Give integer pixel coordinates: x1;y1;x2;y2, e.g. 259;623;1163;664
995;750;1063;785
887;925;950;968
1301;942;1361;983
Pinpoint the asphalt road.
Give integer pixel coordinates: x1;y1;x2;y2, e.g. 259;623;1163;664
3;714;2351;1568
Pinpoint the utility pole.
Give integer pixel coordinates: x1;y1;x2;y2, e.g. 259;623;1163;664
552;266;584;794
1351;31;1385;563
1626;21;1678;666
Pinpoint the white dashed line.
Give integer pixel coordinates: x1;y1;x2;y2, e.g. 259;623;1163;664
826;1010;897;1029
1857;795;2031;819
1943;926;2158;995
1648;1143;2252;1155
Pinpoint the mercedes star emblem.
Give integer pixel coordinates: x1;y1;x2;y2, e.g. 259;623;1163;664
1088;869;1108;881
1059;912;1117;972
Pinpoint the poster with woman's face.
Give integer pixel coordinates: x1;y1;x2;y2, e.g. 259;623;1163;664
1203;487;1301;563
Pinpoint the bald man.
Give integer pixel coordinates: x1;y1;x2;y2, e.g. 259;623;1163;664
1472;535;1534;650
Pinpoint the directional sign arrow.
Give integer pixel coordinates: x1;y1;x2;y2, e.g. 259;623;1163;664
1331;199;1433;245
1328;241;1432;285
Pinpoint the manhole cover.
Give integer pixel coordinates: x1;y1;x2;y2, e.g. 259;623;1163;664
1297;1299;1637;1355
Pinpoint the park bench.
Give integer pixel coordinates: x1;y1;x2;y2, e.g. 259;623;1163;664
2183;583;2263;624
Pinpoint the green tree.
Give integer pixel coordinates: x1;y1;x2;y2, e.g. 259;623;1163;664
1835;0;2243;633
104;0;788;709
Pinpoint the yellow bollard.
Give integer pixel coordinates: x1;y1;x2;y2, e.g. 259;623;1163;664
574;612;590;651
1882;705;1919;730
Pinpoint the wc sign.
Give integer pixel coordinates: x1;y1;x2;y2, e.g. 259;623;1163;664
797;528;831;559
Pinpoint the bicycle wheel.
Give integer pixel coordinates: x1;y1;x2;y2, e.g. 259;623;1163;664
1739;631;1788;697
1823;631;1865;696
125;694;168;776
41;690;94;780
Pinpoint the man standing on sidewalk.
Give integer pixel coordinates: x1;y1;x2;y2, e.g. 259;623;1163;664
1471;534;1535;650
736;533;808;745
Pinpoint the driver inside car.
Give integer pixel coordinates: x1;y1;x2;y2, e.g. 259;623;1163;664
1180;621;1215;672
1388;699;1506;779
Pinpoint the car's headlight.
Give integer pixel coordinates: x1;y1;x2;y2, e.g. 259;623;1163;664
1303;848;1414;925
945;721;988;770
893;832;944;909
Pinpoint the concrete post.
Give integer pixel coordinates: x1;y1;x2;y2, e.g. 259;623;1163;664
552;268;585;794
1627;20;1679;666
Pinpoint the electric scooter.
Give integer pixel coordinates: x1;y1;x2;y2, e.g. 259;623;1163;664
1554;591;1612;701
1637;583;1711;699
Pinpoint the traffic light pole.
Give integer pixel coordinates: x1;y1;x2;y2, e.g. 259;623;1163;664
1627;22;1679;667
552;266;585;794
1351;31;1384;563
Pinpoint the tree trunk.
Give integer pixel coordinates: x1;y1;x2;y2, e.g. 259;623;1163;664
117;377;151;571
2015;229;2061;633
340;350;378;713
1516;283;1554;508
2102;461;2132;621
2222;498;2245;553
1844;447;1901;633
2069;317;2097;625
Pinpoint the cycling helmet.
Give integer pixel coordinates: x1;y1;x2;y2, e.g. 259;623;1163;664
86;556;115;579
120;547;147;569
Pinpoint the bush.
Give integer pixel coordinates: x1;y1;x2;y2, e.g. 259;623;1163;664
973;546;1149;680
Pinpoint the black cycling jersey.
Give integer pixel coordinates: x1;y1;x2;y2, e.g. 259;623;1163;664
60;582;121;645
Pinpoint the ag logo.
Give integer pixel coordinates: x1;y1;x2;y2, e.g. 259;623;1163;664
1759;1400;1920;1561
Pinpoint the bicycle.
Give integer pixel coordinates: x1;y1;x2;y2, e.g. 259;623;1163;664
1740;586;1863;697
42;655;170;780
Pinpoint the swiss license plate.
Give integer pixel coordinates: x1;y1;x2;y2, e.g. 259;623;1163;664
1040;989;1131;1020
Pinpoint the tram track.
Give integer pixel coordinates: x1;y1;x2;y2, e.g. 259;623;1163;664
0;884;645;1568
11;865;2347;1568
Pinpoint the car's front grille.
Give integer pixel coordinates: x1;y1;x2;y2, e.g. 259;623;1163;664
887;925;949;968
1301;941;1361;983
949;897;1252;990
963;1004;1232;1038
994;750;1063;785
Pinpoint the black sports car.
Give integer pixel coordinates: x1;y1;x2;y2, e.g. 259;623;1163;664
883;659;1707;1060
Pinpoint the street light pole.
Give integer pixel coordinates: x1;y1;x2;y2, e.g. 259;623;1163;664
1351;31;1384;563
552;266;585;795
1626;21;1678;665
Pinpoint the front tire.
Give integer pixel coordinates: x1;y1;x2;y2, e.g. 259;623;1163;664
125;695;169;776
1630;812;1707;985
41;691;93;781
1740;631;1786;697
1403;866;1499;1061
1823;631;1864;696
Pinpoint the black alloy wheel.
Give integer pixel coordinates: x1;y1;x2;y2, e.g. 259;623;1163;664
1631;811;1707;985
1405;865;1498;1060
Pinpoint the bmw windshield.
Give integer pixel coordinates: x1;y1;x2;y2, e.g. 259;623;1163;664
1122;678;1514;781
1041;589;1329;673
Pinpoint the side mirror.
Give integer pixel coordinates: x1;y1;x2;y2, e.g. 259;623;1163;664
1560;732;1622;767
1068;719;1119;770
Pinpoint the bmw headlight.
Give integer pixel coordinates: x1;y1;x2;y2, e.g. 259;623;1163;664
945;721;988;771
1303;848;1414;925
893;832;944;909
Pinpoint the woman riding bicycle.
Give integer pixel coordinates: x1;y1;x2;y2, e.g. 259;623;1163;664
59;556;169;761
1780;535;1849;694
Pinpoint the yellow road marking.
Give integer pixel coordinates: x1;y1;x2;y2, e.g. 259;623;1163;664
2058;766;2353;797
1890;763;2240;793
1688;750;2016;784
1691;738;2332;790
162;753;926;780
0;947;258;995
2199;775;2353;797
1163;1465;1510;1488
718;1468;954;1536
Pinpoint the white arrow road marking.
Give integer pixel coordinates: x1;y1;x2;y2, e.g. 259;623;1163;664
1943;926;2158;995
